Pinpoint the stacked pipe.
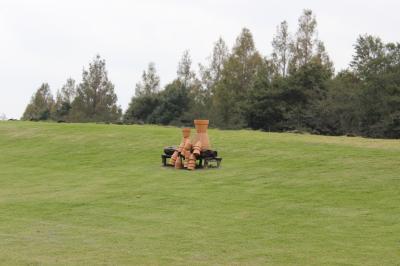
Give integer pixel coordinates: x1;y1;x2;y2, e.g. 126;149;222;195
169;127;191;168
187;154;196;170
174;142;184;169
192;141;201;156
183;139;192;168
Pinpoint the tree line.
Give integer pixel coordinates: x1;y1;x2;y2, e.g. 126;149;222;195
22;9;400;138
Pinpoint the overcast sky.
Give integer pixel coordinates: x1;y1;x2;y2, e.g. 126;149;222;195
1;0;399;119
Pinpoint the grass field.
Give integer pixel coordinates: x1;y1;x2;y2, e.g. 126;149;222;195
0;121;399;265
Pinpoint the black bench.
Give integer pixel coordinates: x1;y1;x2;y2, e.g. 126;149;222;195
161;154;222;168
161;154;171;167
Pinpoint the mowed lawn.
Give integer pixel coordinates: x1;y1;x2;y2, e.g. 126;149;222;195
0;122;399;265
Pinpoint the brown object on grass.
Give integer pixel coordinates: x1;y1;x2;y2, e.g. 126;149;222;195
183;140;192;168
178;128;191;153
183;149;190;168
169;150;179;165
187;153;196;170
175;156;183;169
182;127;191;138
193;140;202;156
177;142;184;153
171;128;191;167
193;120;210;150
164;120;221;170
184;139;192;151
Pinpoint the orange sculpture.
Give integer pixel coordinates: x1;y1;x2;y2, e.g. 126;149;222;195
163;119;221;170
193;119;210;150
170;127;191;167
187;153;196;170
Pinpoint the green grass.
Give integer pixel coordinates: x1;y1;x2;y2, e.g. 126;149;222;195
0;121;399;265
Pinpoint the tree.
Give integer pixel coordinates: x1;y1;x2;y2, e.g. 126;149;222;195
198;37;230;121
289;9;318;72
350;36;400;137
246;60;285;131
22;83;54;121
285;58;333;130
124;94;160;124
52;78;76;121
60;78;76;104
350;35;387;80
150;79;191;125
213;28;263;128
315;41;334;73
199;37;229;95
0;113;7;121
70;55;121;122
175;50;206;122
358;64;400;138
177;50;196;89
135;62;160;96
271;21;292;77
314;71;362;135
124;63;161;123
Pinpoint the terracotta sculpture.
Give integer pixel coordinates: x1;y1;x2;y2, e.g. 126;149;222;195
164;119;220;170
193;119;211;150
170;127;191;167
187;153;196;170
187;120;211;170
183;139;192;168
192;141;201;156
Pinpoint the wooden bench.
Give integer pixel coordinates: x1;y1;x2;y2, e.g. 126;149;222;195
161;154;222;168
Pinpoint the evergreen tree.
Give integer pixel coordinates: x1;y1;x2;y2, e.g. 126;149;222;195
22;83;54;121
70;55;121;122
124;94;160;124
198;37;230;121
124;63;161;123
286;58;333;130
314;71;362;135
350;35;400;137
52;78;76;121
151;79;191;125
246;60;284;130
135;62;160;96
213;28;263;128
315;41;334;73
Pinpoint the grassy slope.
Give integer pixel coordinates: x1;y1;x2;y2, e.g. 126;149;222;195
0;121;399;265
